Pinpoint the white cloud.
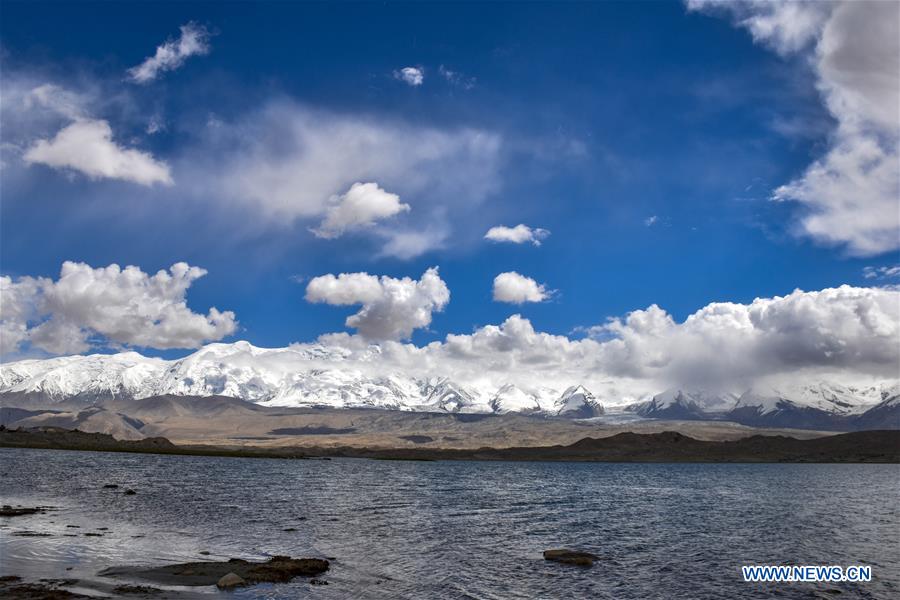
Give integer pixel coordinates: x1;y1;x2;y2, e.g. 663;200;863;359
23;119;172;185
492;272;550;304
484;224;550;246
644;215;658;227
394;66;424;86
771;126;899;257
863;265;900;280
128;23;211;84
191;101;501;258
296;285;900;403
0;79;172;186
589;285;899;385
305;268;449;341
208;103;501;221
24;83;87;121
686;0;830;55
446;285;896;392
312;182;410;239
376;226;449;260
438;65;476;89
688;0;900;256
0;262;236;355
4;282;896;400
0;276;41;355
146;117;165;135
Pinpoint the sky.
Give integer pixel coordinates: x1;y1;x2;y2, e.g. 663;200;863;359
1;1;898;392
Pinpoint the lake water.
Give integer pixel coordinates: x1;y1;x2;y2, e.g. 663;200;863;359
1;447;899;599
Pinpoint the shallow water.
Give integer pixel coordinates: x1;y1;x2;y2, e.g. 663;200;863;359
1;448;898;599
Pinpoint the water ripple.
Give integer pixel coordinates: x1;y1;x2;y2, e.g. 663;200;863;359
1;449;898;599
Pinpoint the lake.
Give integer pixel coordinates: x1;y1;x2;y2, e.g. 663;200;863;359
1;447;898;599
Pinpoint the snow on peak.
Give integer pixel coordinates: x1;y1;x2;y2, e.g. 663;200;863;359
489;384;542;414
734;381;889;416
650;389;738;413
1;346;896;421
554;385;604;418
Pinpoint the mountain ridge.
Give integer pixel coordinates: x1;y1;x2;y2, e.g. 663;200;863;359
2;342;898;430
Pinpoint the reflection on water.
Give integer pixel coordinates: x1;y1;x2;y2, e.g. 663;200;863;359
1;448;898;599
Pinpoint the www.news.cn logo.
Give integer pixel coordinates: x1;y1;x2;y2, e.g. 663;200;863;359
742;565;872;583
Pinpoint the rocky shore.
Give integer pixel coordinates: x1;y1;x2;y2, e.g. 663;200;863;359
1;426;898;462
1;499;332;598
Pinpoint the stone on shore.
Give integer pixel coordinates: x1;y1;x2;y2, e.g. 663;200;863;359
217;573;246;589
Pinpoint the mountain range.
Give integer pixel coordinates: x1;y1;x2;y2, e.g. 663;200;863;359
1;342;897;431
629;383;899;431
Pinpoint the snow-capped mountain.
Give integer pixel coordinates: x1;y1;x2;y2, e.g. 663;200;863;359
419;378;484;413
553;385;604;418
627;382;898;431
725;382;897;430
2;342;897;429
634;389;739;420
732;382;883;417
0;351;167;401
0;342;602;417
489;384;544;414
853;394;900;430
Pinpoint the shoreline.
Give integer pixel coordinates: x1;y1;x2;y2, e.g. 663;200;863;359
2;427;898;463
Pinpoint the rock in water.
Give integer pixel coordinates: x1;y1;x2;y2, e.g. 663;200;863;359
543;549;599;567
0;505;46;517
217;572;246;589
100;556;330;587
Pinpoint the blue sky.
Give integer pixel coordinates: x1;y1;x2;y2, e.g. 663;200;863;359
1;0;898;361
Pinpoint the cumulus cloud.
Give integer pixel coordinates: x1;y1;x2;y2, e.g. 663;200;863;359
0;276;41;355
23;119;173;185
0;262;236;355
443;285;896;391
688;0;900;256
394;66;424;86
5;281;895;400
128;23;211;84
305;268;449;341
492;272;551;304
312;182;410;239
484;224;550;246
289;285;900;404
588;285;900;385
2;79;170;186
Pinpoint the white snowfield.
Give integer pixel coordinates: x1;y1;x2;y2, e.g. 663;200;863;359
0;342;604;416
1;341;897;420
637;383;899;418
